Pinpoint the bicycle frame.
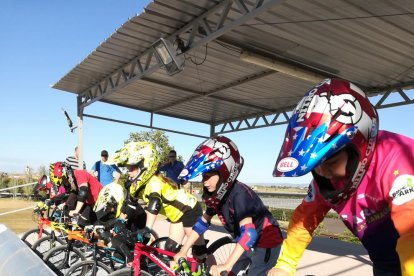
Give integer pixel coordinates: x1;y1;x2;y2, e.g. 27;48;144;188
131;242;198;276
36;216;52;238
33;203;62;239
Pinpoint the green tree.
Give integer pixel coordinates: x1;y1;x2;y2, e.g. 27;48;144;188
37;165;47;176
0;173;11;189
125;130;183;163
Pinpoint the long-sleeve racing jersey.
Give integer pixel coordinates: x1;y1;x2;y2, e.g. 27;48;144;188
138;175;198;223
275;130;414;275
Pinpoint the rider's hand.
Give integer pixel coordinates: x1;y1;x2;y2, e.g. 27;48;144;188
209;264;229;276
267;267;290;276
57;203;66;210
69;210;78;217
44;199;53;206
172;250;187;268
136;226;151;244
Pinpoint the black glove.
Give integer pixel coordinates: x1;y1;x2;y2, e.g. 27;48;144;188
96;228;112;245
136;226;151;245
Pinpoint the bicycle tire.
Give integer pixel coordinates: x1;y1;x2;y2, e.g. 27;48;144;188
149;228;159;243
21;228;51;246
31;235;66;257
149;236;168;248
207;236;250;276
65;260;112;276
206;236;235;267
43;244;85;275
107;267;151;276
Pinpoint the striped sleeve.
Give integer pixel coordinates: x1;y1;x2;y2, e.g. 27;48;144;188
275;181;330;275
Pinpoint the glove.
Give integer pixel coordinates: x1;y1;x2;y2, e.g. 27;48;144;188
44;198;53;206
96;227;112;245
113;218;127;234
136;226;151;245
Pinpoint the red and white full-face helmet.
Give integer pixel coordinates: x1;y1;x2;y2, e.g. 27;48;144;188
179;136;243;209
273;79;379;204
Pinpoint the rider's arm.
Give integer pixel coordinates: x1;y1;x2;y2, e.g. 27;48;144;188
71;183;88;215
273;182;330;276
221;217;255;271
384;147;414;275
146;192;162;229
174;213;212;261
145;211;157;230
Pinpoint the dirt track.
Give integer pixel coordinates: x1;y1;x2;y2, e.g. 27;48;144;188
0;198;37;234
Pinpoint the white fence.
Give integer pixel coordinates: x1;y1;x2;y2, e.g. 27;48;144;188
0;182;36;198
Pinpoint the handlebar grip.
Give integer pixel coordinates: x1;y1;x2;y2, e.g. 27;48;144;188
177;257;190;273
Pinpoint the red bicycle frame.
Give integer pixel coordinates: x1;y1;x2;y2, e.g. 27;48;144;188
131;242;198;276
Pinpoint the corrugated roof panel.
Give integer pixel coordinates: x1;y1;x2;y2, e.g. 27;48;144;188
53;0;414;133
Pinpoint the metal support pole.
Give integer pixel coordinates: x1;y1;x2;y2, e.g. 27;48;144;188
77;96;85;169
209;124;215;138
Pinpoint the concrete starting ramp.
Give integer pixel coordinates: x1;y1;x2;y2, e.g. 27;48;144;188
0;224;55;276
8;220;372;276
153;220;373;276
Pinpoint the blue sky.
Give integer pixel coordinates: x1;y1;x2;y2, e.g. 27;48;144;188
1;1;414;185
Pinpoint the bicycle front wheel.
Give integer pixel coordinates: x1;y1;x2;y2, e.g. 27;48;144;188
149;236;168;248
31;235;65;257
65;260;112;276
21;228;51;247
43;244;85;275
206;236;235;267
148;229;159;244
107;267;151;276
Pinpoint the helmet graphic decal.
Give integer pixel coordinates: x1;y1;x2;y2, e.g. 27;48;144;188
110;142;158;196
321;92;362;125
181;136;242;209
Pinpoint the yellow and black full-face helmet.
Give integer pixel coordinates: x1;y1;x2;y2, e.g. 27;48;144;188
110;142;159;196
49;162;67;187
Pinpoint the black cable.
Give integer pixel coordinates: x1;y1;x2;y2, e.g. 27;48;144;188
214;41;241;54
241;12;414;26
186;43;208;66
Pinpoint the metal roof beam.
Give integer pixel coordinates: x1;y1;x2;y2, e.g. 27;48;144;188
99;99;209;125
213;88;414;134
151;70;276;113
373;88;414;109
83;113;208;139
78;0;283;110
214;110;291;135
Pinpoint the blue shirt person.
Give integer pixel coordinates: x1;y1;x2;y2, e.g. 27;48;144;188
91;150;121;186
158;150;185;187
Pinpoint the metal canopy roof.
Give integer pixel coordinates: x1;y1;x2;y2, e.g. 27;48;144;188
53;0;414;137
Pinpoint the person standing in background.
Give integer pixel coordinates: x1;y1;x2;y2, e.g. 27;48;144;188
66;146;86;170
91;150;121;186
158;150;185;188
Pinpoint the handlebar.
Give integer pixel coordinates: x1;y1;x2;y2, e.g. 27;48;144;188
174;257;191;274
174;257;229;276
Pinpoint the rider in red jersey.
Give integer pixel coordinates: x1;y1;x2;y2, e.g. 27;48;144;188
50;161;102;227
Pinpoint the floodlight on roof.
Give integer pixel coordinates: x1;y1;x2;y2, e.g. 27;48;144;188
240;50;324;84
153;38;185;76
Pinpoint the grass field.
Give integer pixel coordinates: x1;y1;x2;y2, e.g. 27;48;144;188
0;198;38;234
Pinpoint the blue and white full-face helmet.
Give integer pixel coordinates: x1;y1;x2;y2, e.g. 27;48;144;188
179;136;243;209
